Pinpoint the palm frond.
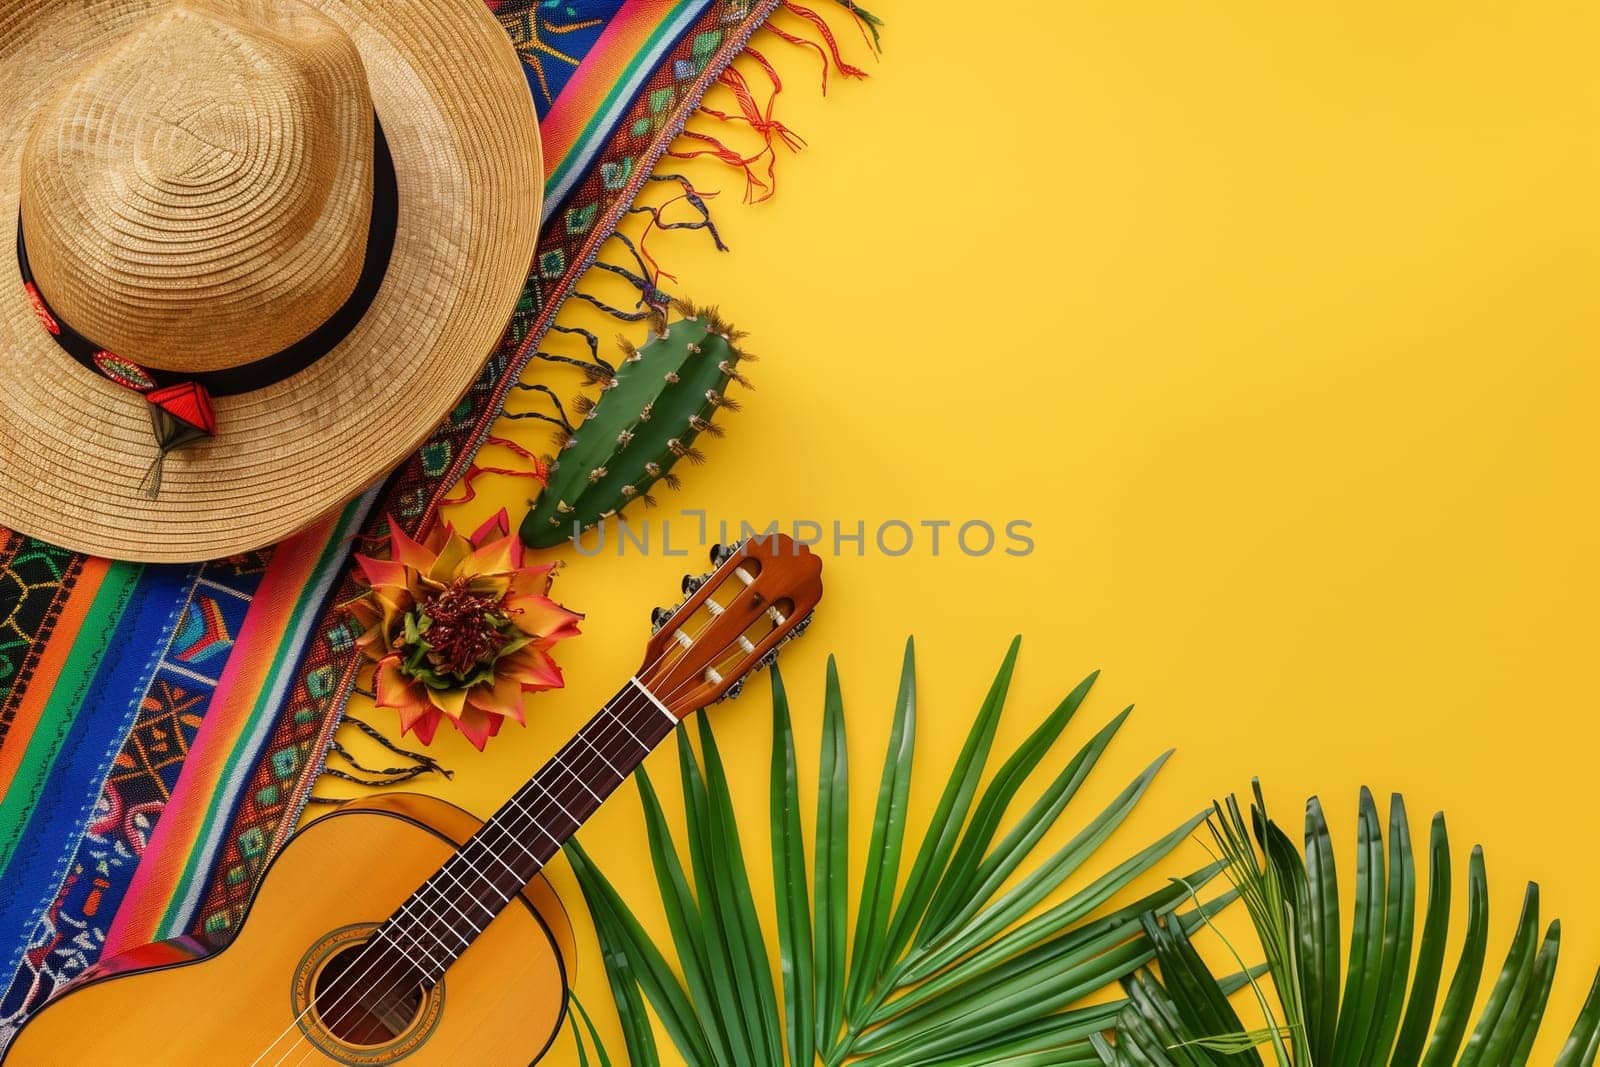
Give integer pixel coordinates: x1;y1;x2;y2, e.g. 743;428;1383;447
567;639;1220;1065
566;992;617;1067
1094;781;1600;1067
770;667;815;1067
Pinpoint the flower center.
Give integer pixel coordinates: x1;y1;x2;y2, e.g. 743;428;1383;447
421;578;509;681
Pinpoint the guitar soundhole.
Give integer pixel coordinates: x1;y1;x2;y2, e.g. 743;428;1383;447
312;943;425;1047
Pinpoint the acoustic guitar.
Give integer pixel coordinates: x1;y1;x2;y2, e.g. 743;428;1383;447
3;534;823;1066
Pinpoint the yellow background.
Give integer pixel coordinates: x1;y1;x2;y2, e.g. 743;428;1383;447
318;2;1600;1061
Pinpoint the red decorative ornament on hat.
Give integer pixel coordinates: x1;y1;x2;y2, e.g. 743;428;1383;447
17;276;217;497
24;282;58;335
92;350;158;391
147;381;217;437
138;381;217;496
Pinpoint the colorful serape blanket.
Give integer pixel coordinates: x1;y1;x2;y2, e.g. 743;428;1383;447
0;0;827;1045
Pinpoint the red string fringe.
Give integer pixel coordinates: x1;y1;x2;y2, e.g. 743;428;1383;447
669;128;773;204
439;456;548;509
633;178;722;286
452;3;875;511
670;5;874;202
672;49;802;203
834;1;883;54
484;435;548;472
776;2;870;90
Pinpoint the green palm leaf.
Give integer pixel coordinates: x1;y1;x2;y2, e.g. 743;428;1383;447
566;639;1215;1065
566;992;616;1067
919;667;1099;946
878;636;1020;974
631;766;734;1066
676;723;762;1058
1094;782;1600;1067
770;666;815;1067
843;638;918;1024
567;839;692;1066
813;655;850;1056
697;712;786;1063
1556;967;1600;1067
1389;813;1451;1067
1420;846;1490;1066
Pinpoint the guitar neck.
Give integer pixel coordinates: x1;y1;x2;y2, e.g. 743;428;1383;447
379;678;679;980
361;534;822;988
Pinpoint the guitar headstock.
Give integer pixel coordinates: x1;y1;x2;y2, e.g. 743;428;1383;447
637;533;823;720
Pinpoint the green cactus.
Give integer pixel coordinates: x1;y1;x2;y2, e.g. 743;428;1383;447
519;301;751;549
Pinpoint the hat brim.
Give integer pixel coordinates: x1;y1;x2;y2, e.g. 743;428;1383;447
0;0;542;562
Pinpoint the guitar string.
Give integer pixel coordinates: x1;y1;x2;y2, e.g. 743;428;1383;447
285;614;721;1061
276;555;790;1065
256;680;665;1067
283;688;666;1064
258;585;747;1067
289;586;769;1067
258;684;662;1067
282;649;726;1067
297;626;736;1060
298;572;769;1045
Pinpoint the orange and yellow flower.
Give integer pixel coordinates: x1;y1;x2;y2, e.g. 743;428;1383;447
346;510;582;750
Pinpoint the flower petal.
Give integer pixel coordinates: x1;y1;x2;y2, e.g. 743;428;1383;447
468;529;519;578
469;509;510;548
453;705;498;751
356;553;409;592
463;573;514;601
376;660;448;746
429;528;474;584
345;597;380;628
427;684;468;721
406;707;442;746
502;646;565;691
498;678;528;725
374;657;417;709
353;627;388;661
509;596;583;642
467;673;526;724
387;516;436;573
509;565;557;599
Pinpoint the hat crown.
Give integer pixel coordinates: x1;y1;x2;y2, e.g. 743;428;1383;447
18;0;376;373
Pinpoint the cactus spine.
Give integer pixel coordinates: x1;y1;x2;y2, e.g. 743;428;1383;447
519;301;751;549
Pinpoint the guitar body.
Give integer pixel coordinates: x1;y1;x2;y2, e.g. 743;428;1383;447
4;534;825;1066
2;794;574;1067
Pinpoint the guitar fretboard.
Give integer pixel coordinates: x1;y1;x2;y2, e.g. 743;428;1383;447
377;679;678;981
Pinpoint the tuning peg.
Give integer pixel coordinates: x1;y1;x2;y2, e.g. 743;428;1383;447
681;573;707;596
709;542;736;566
650;605;673;632
790;612;814;638
723;678;746;702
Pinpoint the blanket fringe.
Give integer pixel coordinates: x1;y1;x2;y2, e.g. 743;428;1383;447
439;0;879;546
629;174;728;285
775;2;871;91
824;0;885;51
438;457;548;508
308;710;454;803
302;1;883;815
672;0;876;204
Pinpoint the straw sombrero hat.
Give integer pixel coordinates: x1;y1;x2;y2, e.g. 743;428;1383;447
0;0;540;562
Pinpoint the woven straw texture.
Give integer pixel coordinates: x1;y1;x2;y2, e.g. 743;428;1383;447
0;3;795;1052
0;0;543;562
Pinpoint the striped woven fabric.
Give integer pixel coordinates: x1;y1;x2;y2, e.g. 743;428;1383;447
0;0;793;1044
